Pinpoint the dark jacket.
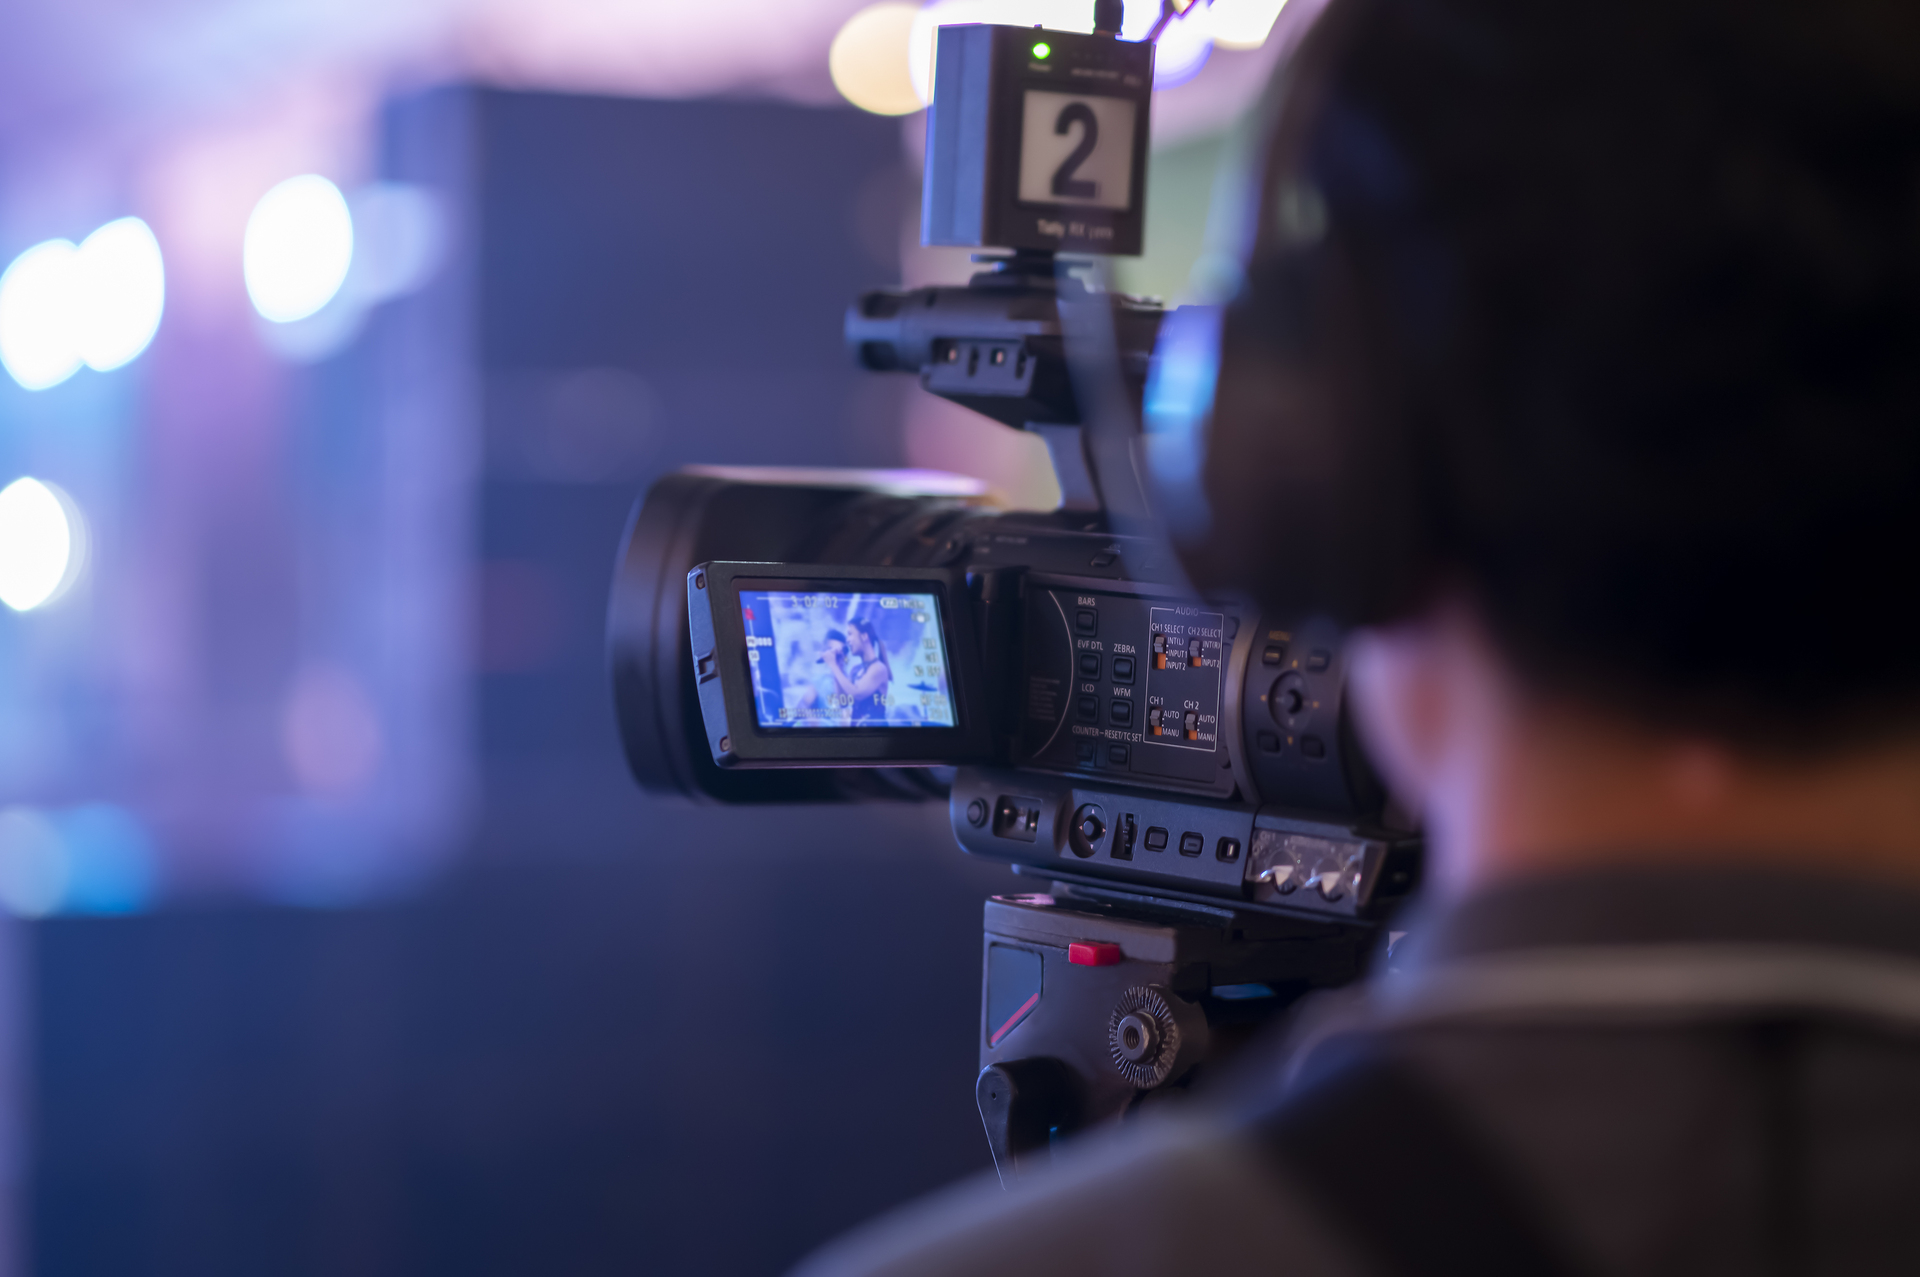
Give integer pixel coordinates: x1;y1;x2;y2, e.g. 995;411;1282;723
793;867;1920;1275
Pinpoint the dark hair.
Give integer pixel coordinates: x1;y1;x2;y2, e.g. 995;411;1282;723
847;617;887;667
1203;0;1920;746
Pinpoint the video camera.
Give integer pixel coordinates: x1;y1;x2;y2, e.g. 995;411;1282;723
608;12;1421;1178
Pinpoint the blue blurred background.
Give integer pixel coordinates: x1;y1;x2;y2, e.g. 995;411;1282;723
0;2;1292;1271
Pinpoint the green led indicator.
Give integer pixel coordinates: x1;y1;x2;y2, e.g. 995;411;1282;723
1032;41;1051;59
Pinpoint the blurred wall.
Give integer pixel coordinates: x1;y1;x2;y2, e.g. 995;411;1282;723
30;91;1017;1277
421;90;916;862
35;832;1009;1276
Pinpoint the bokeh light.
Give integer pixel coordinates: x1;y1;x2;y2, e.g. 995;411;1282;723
0;806;66;918
831;3;924;116
0;239;85;391
244;174;354;323
57;804;158;914
0;477;78;612
0;804;154;917
282;663;385;798
1143;301;1223;543
1123;0;1212;86
0;219;167;391
1207;0;1290;49
350;182;446;304
74;217;166;373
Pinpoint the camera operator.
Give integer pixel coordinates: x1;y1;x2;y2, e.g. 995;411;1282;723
794;0;1920;1271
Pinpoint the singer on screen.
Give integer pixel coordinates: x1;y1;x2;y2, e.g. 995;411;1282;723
824;616;892;725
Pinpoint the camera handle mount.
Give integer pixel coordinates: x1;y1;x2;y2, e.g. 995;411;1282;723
845;247;1170;530
973;878;1370;1186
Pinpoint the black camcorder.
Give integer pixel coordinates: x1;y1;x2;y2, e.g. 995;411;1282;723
609;15;1421;1171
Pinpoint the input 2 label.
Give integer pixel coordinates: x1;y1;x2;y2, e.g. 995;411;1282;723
1145;606;1224;751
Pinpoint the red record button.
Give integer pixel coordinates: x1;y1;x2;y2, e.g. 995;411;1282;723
1068;942;1124;967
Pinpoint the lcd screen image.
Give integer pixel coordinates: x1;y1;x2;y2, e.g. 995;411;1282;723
739;590;957;729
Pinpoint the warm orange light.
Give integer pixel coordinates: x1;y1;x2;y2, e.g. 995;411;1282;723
830;4;924;116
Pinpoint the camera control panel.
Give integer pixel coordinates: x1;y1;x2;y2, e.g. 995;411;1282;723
1020;585;1237;799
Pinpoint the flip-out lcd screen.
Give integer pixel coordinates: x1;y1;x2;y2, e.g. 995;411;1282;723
739;588;957;729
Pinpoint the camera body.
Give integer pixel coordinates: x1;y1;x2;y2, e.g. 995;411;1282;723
608;18;1421;1163
612;21;1417;925
622;464;1414;924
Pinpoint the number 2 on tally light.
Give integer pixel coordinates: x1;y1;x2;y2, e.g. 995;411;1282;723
1052;102;1099;199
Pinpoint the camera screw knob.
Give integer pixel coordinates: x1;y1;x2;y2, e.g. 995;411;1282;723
1106;985;1206;1089
1113;1012;1159;1064
967;798;990;827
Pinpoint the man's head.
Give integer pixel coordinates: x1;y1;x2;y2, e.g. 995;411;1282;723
1183;0;1920;889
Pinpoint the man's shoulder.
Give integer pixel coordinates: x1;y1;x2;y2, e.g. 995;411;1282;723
789;1112;1369;1277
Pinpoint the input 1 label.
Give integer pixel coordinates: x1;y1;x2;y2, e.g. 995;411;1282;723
1143;606;1224;751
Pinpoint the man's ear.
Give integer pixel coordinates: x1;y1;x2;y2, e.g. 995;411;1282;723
1348;627;1441;824
1345;605;1493;825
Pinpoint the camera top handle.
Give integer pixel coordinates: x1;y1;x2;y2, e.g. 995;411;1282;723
845;251;1167;525
846;14;1178;538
